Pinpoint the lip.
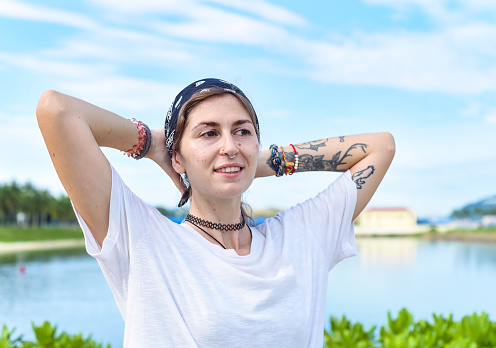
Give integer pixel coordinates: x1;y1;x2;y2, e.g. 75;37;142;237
213;163;244;176
214;163;243;171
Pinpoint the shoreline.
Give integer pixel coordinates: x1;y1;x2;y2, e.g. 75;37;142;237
0;239;85;254
0;231;495;255
356;232;496;243
420;232;496;243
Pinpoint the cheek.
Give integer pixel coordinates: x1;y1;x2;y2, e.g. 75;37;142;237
246;143;260;160
252;143;260;155
191;147;211;163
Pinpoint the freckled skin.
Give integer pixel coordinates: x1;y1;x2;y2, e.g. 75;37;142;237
173;95;259;203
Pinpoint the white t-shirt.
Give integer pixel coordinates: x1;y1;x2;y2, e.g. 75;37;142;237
74;166;357;347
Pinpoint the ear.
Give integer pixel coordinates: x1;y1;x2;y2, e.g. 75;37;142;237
171;151;186;174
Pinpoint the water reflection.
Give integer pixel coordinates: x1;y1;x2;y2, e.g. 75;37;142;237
0;247;85;264
326;237;496;331
453;241;496;269
356;237;418;268
0;250;122;347
2;238;496;346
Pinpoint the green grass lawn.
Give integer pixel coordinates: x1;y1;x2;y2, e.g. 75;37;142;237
0;226;83;242
447;227;496;234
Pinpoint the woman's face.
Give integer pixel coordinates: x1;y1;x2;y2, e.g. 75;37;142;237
172;94;260;203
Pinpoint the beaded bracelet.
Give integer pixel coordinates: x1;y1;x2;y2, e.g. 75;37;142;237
289;144;298;175
281;146;295;175
269;144;284;177
124;118;152;160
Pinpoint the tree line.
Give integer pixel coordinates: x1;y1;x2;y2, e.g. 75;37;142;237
0;181;186;227
451;194;496;219
0;181;76;226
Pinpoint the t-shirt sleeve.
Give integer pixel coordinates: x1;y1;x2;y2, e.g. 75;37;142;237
276;170;357;271
72;165;151;303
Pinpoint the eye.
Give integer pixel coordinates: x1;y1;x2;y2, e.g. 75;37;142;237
201;130;218;138
235;128;252;136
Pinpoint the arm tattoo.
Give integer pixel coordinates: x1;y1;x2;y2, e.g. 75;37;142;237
265;141;369;173
289;143;368;172
339;136;345;143
296;139;327;151
352;165;375;189
331;143;368;170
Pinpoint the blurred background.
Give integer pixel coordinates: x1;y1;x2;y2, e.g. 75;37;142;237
1;0;495;218
1;0;495;346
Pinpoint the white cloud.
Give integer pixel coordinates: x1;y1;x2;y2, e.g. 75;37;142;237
0;0;98;29
8;0;496;96
204;0;306;27
0;112;60;192
288;23;496;94
85;0;301;47
0;52;115;79
391;120;493;172
0;50;182;115
5;0;496;99
43;28;195;65
86;0;194;14
363;0;496;22
364;0;455;21
484;109;496;124
89;0;306;27
60;77;181;115
151;5;291;46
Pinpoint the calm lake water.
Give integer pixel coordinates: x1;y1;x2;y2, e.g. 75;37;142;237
1;237;495;347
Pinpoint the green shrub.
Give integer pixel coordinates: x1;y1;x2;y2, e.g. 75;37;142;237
0;322;113;348
324;309;496;348
3;310;495;348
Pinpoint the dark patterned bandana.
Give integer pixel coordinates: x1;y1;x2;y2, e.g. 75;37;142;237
164;78;259;158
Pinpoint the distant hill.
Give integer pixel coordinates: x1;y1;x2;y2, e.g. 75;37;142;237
451;195;496;218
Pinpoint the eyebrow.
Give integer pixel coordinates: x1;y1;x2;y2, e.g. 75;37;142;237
191;119;253;131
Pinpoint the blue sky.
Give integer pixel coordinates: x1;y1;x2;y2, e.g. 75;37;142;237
1;0;495;218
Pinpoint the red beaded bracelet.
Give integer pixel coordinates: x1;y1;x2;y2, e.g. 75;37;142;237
289;144;298;175
124;118;149;159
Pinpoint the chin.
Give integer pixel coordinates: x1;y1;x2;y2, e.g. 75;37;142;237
213;183;253;201
218;188;250;200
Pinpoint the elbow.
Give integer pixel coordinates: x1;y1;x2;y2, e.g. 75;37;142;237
36;90;66;126
381;132;396;158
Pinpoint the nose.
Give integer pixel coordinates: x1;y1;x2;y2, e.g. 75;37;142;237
220;134;239;158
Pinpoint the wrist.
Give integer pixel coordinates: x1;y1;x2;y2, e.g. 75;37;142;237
146;128;166;162
123;119;151;160
255;149;275;178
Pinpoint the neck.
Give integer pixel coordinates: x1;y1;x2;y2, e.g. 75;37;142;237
187;194;251;254
189;192;243;225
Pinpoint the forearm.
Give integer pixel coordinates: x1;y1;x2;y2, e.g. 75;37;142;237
37;90;143;245
37;90;139;153
256;133;393;177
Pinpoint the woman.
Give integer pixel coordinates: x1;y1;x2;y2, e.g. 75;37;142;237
36;78;395;347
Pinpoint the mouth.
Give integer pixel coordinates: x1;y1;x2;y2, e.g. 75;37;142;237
214;166;242;173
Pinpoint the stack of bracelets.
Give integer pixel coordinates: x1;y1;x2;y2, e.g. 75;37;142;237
269;144;299;176
124;118;152;160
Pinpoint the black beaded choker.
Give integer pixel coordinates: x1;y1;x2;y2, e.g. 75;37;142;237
185;213;245;232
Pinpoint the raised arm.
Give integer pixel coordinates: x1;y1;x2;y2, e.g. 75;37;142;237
36;90;183;245
255;133;395;220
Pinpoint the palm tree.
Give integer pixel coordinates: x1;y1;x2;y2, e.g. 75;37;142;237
0;182;22;225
